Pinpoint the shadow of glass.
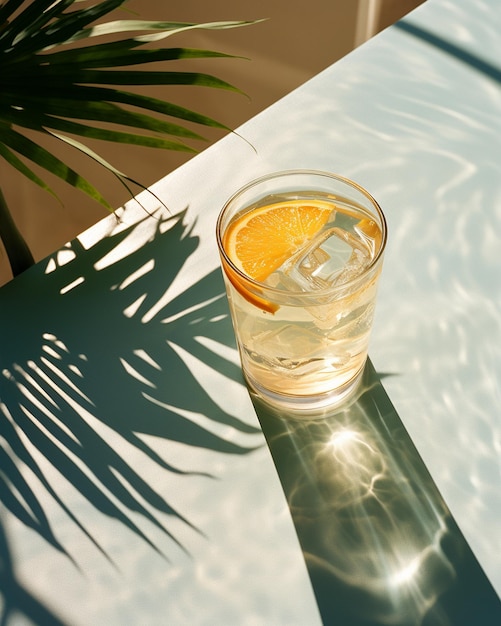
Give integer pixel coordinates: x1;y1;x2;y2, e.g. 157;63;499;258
251;360;501;625
0;207;261;623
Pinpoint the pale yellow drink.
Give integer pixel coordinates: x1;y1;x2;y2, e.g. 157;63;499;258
216;171;386;410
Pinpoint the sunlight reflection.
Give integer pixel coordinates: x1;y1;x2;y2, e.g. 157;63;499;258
311;406;456;619
327;428;360;449
250;363;490;624
390;555;423;588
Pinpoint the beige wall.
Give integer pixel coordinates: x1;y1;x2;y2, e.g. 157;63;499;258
0;0;425;285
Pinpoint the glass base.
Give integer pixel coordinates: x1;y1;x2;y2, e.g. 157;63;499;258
244;366;365;416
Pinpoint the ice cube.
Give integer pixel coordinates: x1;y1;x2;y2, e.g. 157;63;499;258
268;227;371;294
247;324;325;372
300;228;360;285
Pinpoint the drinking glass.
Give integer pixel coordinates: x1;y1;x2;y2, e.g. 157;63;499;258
216;170;387;410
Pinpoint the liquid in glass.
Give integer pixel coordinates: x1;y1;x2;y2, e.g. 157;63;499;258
217;171;386;410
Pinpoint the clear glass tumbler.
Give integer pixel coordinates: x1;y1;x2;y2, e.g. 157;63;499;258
216;170;387;410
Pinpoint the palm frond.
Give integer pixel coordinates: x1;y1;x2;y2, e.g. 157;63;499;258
2;0;124;53
49;129;166;210
2;94;211;141
2;105;201;150
0;0;257;211
1;122;114;209
0;139;60;200
0;0;259;276
27;42;238;68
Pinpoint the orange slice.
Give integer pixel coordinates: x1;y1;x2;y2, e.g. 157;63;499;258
222;200;333;312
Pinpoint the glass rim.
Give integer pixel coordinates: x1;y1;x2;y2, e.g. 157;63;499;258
216;169;388;301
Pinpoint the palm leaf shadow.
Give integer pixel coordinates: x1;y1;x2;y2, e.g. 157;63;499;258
0;205;261;609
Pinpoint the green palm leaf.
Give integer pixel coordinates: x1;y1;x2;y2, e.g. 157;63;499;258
21;42;238;68
2;95;209;142
0;0;258;275
0;0;255;208
0;140;59;199
1;123;113;209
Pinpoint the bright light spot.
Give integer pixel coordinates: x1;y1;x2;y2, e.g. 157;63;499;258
328;429;359;450
42;345;62;360
123;293;147;318
57;248;76;266
60;277;85;294
120;357;156;388
133;349;161;370
119;259;155;290
390;556;421;587
45;258;57;274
